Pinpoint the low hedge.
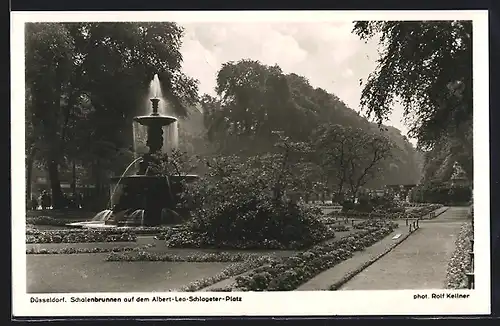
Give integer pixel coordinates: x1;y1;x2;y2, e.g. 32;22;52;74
444;222;473;289
26;216;77;226
26;229;137;244
105;251;259;263
209;221;397;291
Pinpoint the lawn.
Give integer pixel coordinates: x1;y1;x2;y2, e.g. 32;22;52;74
27;253;233;293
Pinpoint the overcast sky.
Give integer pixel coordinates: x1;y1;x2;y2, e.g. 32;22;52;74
179;21;414;144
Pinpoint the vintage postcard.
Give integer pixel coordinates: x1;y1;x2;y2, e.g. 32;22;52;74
11;10;489;317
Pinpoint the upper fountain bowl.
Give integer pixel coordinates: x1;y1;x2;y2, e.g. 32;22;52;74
133;114;178;127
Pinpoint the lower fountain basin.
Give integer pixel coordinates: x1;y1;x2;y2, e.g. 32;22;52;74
103;174;200;227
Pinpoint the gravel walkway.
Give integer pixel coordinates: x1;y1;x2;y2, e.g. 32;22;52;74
338;207;469;290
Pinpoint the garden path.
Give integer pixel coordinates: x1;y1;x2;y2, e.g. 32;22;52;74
338;206;469;290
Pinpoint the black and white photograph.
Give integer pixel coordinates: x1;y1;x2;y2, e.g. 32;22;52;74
11;10;490;316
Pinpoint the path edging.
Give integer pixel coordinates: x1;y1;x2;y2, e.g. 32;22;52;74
329;228;420;291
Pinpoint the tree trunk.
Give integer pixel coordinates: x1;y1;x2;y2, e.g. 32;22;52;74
47;159;64;209
26;155;34;203
71;160;76;194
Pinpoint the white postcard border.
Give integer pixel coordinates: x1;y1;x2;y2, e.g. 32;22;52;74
11;10;490;317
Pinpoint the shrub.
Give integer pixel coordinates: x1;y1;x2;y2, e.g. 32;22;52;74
410;183;472;204
341;200;356;212
171;154;331;250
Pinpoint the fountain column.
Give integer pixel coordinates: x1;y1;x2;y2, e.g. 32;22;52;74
146;98;164;154
138;98;166;175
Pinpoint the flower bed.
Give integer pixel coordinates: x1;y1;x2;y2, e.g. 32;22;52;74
26;229;137;244
328;211;404;220
206;221;397;291
173;256;279;292
327;204;443;221
26;228;134;235
330;225;350;232
105;251;260;263
406;204;444;219
353;220;395;230
26;244;155;255
444;222;473;289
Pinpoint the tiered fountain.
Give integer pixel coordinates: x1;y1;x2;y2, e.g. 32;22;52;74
68;75;198;228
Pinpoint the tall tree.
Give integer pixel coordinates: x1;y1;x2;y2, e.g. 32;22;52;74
25;22;199;207
353;20;472;180
313;124;393;199
25;23;76;207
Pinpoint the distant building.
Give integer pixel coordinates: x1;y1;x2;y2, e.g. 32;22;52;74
29;166;95;199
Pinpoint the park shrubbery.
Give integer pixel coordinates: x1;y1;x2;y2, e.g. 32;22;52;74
160;196;331;250
161;152;331;250
410;183;472;205
341;194;405;214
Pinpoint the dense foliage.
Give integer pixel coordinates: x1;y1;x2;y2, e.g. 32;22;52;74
410;182;472;204
353;21;472;182
167;146;331;249
202;59;422;189
26;22;426;212
26;22;199;207
311;124;393;199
